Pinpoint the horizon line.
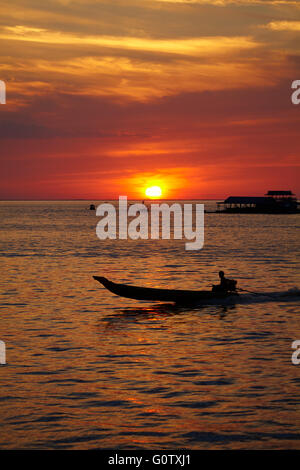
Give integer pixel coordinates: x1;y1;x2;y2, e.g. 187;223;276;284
0;198;224;202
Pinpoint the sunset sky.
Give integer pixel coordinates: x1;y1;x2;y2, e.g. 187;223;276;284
0;0;299;199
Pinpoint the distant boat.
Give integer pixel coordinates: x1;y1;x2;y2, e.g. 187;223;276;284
93;276;238;304
89;204;96;210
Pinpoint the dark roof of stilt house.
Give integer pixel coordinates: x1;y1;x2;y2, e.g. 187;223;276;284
221;196;273;204
265;190;295;196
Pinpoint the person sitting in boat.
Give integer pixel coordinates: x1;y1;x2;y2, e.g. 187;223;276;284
212;271;237;293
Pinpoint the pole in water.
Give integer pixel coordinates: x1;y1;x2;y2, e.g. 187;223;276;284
237;287;272;297
0;341;6;365
238;288;258;294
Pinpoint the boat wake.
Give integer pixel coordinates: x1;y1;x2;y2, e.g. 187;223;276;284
198;287;300;307
98;289;299;326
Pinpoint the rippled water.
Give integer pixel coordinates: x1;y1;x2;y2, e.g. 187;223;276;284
0;201;299;449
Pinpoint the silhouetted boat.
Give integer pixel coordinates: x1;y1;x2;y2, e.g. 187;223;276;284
93;276;238;304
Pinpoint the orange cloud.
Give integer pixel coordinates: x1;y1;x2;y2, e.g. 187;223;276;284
2;25;258;57
265;21;300;32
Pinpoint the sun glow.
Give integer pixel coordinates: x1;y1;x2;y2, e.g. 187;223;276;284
145;186;162;198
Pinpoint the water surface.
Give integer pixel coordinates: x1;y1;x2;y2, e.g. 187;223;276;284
0;201;299;449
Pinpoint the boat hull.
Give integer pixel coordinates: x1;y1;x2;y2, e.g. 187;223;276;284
93;276;237;304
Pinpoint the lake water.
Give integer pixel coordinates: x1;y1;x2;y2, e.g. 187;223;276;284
0;200;299;449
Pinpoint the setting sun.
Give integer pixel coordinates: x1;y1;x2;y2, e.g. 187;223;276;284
145;186;162;198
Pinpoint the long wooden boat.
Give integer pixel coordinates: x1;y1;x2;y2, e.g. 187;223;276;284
93;276;238;304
